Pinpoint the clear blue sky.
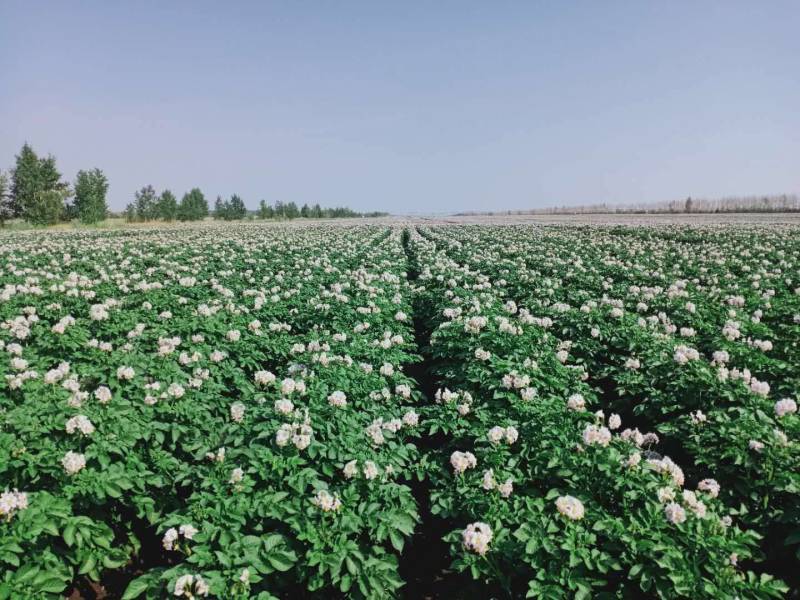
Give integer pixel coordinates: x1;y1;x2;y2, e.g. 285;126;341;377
1;1;798;214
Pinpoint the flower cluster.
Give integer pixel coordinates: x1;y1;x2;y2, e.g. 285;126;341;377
450;450;477;474
311;489;342;512
462;522;493;555
162;524;198;551
173;574;209;598
555;495;585;521
65;415;95;436
61;451;86;475
0;489;28;521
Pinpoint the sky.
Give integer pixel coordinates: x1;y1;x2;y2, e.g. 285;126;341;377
1;1;798;214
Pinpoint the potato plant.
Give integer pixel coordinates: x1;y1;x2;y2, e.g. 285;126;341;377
1;226;422;598
406;225;793;598
1;222;797;598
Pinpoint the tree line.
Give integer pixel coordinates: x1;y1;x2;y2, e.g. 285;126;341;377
1;142;387;226
456;194;800;216
124;186;208;222
0;143;108;226
253;200;386;220
125;189;387;222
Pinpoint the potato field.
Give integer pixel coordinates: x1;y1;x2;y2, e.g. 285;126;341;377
1;222;798;599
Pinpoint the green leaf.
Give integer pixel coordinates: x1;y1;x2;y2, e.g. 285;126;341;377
345;556;358;576
262;534;284;552
14;564;39;584
389;530;405;552
267;551;295;572
784;530;800;546
41;520;59;536
1;553;20;567
391;514;415;536
78;555;97;575
121;575;152;600
36;577;68;594
339;574;352;593
63;524;76;547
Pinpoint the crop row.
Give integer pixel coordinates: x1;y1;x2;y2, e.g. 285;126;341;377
415;224;800;586
1;226;423;598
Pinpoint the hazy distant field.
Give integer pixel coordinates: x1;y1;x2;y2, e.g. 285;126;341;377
410;212;800;226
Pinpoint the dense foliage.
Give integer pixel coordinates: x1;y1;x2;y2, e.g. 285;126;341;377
215;195;248;221
9;143;70;225
73;169;109;225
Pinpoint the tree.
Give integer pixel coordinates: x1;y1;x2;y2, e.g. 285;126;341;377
11;143;68;223
285;201;299;219
228;194;247;220
73;168;109;224
134;185;158;221
38;155;66;194
0;170;12;226
177;194;191;221
214;196;227;220
26;188;69;226
10;143;41;218
258;200;274;219
62;200;79;222
685;197;693;213
301;203;310;218
157;189;177;221
178;188;208;221
124;203;137;222
312;203;323;218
